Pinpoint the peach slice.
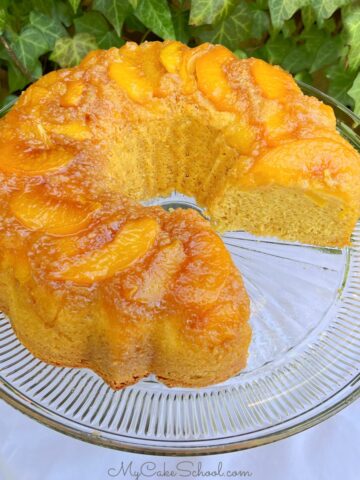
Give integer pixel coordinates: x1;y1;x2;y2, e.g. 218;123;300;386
19;85;49;107
0;143;73;174
190;272;251;346
10;187;99;235
250;138;360;201
61;81;84;107
47;122;91;141
160;41;186;74
35;70;62;89
179;43;212;94
53;217;160;284
195;45;235;109
250;58;301;100
16;119;52;148
15;73;58;109
260;101;292;146
79;50;99;69
173;230;231;309
225;119;256;154
109;59;154;104
294;97;336;131
132;240;186;304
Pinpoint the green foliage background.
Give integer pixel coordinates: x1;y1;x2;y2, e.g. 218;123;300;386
0;0;360;115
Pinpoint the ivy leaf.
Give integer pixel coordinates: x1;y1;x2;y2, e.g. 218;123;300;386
8;64;28;92
323;17;336;32
281;18;296;38
29;12;68;49
282;45;312;73
50;33;98;67
265;34;294;64
196;2;254;50
250;5;270;39
11;25;49;73
93;0;132;36
32;0;55;16
7;0;33;30
75;11;109;38
252;45;268;60
124;14;147;32
256;0;268;10
31;0;75;27
128;0;138;7
189;0;237;26
310;0;351;23
310;36;343;72
342;3;360;71
135;0;175;39
301;5;316;29
301;25;328;55
68;0;81;13
326;64;356;105
55;1;75;27
171;6;190;44
8;59;42;93
100;30;125;48
74;11;123;48
348;72;360;116
269;0;308;30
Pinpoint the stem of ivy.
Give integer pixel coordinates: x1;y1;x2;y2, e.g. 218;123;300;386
0;35;33;83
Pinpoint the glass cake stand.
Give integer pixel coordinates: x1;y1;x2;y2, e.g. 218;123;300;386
0;85;359;455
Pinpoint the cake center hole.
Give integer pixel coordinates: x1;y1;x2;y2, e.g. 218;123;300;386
160;200;203;214
143;193;208;219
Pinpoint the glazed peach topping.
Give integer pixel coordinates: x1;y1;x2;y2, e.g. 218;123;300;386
105;41;348;198
0;40;338;326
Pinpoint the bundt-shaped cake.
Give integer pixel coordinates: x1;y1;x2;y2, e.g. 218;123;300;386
0;40;359;389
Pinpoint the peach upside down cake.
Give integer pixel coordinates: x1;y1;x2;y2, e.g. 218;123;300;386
0;40;359;388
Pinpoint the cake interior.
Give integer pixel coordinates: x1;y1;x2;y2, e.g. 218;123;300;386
107;108;356;247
